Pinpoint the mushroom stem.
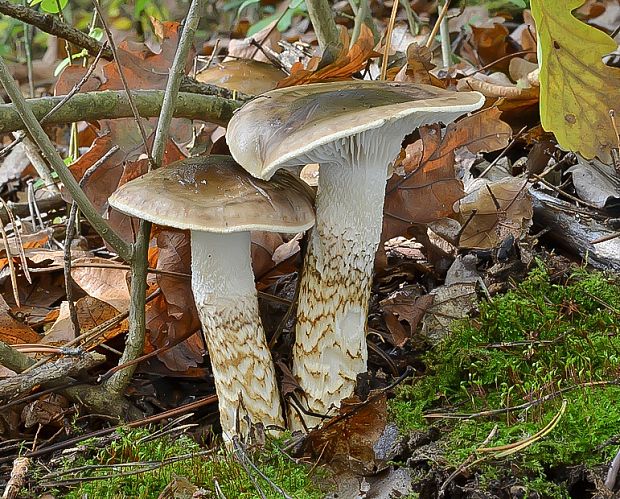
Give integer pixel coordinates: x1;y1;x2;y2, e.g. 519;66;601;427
291;151;392;429
190;230;284;440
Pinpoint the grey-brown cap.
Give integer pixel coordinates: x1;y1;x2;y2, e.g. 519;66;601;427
226;81;485;179
196;60;285;96
108;155;315;233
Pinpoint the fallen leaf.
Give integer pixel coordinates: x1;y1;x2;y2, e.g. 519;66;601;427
567;156;620;209
471;23;516;72
41;296;125;346
302;392;387;474
384;107;512;226
226;21;282;63
146;229;203;372
422;282;478;344
532;0;620;162
0;294;41;345
394;42;445;87
70;257;130;312
381;292;434;347
277;24;376;87
457;177;533;249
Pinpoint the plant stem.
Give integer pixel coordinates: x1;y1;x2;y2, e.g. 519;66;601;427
0;56;132;263
305;0;342;65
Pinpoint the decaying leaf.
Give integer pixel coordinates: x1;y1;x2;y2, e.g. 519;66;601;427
532;0;620;162
71;257;130;312
146;229;203;372
226;21;282;63
568;156;620;208
302;392;387;474
0;295;40;345
41;296;125;346
381;292;434;347
422;283;478;344
384;107;512;226
394;43;444;87
277;24;376;87
457;177;533;249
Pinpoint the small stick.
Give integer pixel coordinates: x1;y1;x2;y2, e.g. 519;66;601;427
425;0;451;49
380;0;400;81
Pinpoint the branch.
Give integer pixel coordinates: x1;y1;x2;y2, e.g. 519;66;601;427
0;341;140;419
104;0;202;395
0;90;239;134
0;58;132;262
305;0;342;65
0;0;247;101
0;351;106;400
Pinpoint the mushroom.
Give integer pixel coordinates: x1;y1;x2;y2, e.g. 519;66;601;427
226;81;485;428
196;59;286;96
108;155;315;440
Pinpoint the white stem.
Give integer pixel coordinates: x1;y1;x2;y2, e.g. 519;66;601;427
191;230;284;441
291;130;399;428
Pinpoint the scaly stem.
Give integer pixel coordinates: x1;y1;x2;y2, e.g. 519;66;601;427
191;230;284;441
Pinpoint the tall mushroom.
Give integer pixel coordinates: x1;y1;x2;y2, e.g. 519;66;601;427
108;155;315;440
226;81;485;427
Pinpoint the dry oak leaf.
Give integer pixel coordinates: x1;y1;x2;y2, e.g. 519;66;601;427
457;177;533;249
532;0;620;162
0;294;40;345
394;43;445;87
70;257;130;312
303;392;387;474
384;107;512;226
277;24;376;87
381;292;435;347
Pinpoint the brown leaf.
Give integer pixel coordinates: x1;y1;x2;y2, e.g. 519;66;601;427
384;107;512;227
41;296;125;346
303;392;387;474
471;23;516;72
227;21;282;63
394;43;445;87
457;177;533;249
146;229;203;372
381;293;435;347
277;24;376;87
71;257;130;312
422;283;478;344
0;294;41;345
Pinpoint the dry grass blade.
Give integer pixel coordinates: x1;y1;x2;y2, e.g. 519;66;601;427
425;0;450;49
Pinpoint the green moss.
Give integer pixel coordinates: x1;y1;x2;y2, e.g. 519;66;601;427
390;263;620;496
38;428;326;499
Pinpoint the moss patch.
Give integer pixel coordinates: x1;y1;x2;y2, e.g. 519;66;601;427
35;428;326;499
390;263;620;497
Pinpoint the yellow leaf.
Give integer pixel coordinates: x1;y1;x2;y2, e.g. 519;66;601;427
531;0;620;162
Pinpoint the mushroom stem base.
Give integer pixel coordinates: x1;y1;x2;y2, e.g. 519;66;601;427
191;230;284;441
291;159;388;429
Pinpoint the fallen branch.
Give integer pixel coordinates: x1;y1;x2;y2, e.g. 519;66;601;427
0;90;239;134
0;351;106;400
0;0;247;101
0;340;139;420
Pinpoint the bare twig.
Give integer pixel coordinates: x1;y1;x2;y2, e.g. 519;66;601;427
605;446;620;490
104;0;202;396
0;57;132;262
2;456;29;499
63;203;80;337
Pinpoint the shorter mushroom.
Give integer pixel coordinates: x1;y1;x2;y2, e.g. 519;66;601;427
108;155;315;440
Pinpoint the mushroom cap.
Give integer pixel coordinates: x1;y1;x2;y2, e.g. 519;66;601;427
226;81;485;179
108;155;315;233
195;59;285;95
